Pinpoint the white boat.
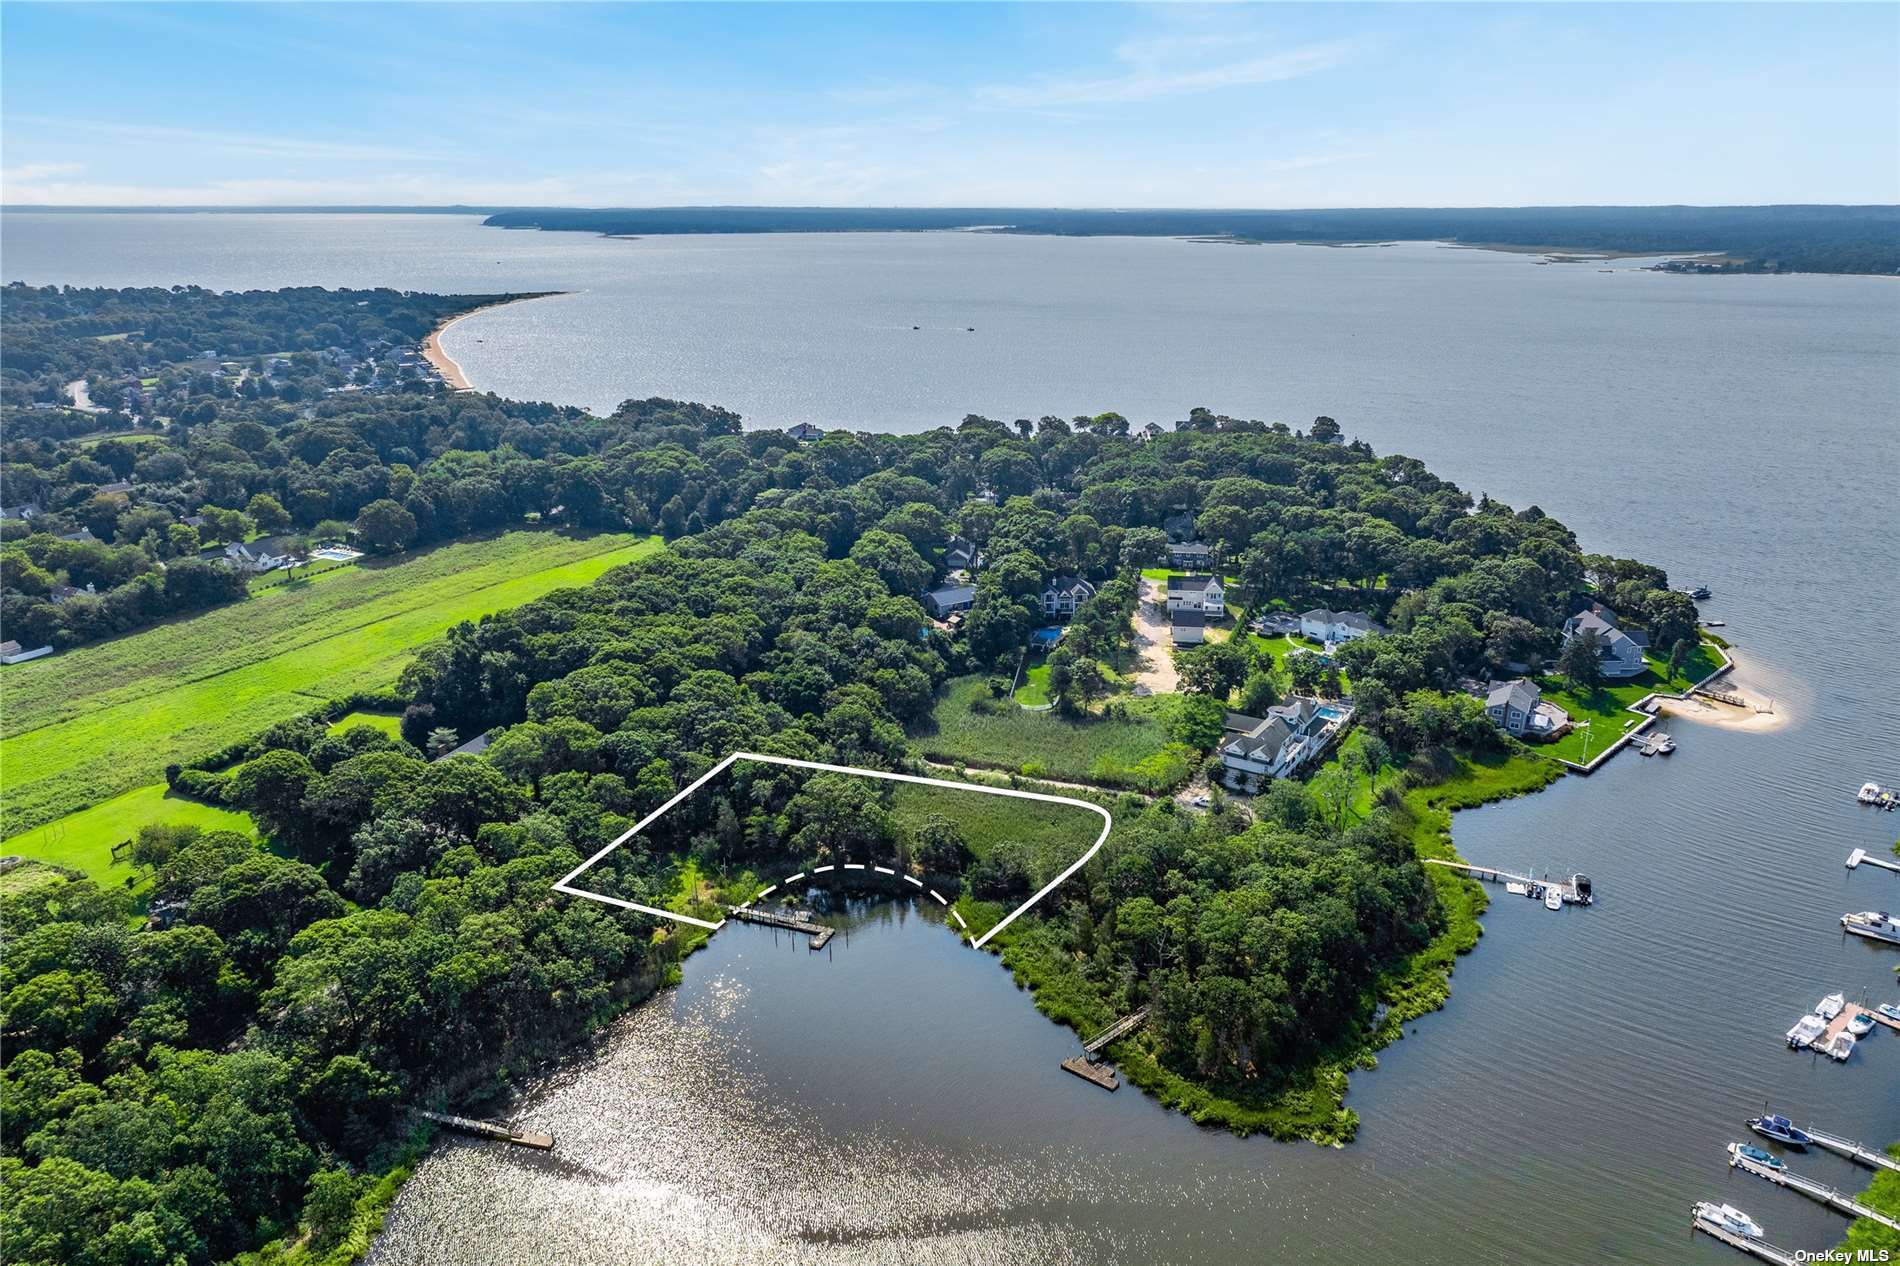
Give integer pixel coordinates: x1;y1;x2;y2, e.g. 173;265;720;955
1544;885;1564;910
1841;911;1900;946
1505;881;1530;896
1879;1003;1900;1023
1859;782;1883;804
1846;1010;1876;1037
1787;1014;1826;1048
1816;992;1846;1019
1818;1031;1856;1061
1694;1201;1764;1240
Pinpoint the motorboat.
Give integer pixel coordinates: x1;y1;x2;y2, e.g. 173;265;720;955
1815;992;1846;1019
1858;782;1883;804
1747;1114;1812;1147
1841;911;1900;946
1878;1003;1900;1023
1505;881;1530;896
1846;1011;1877;1037
1786;1014;1826;1048
1569;873;1595;905
1680;585;1712;600
1733;1143;1785;1171
1544;885;1564;911
1694;1201;1764;1240
1818;1031;1856;1061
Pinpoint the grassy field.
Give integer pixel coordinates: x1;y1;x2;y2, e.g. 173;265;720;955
1;531;660;838
329;711;404;739
1537;642;1725;765
910;674;1192;792
1013;660;1053;707
888;779;1108;866
1;782;257;887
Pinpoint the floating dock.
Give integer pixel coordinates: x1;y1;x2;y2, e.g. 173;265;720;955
1807;1127;1900;1174
1728;1144;1900;1231
1060;1056;1118;1090
1846;848;1900;875
1691;1208;1796;1265
416;1109;553;1149
1629;730;1676;756
727;905;836;949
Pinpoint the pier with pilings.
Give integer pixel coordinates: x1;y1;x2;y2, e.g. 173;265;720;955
727;904;836;949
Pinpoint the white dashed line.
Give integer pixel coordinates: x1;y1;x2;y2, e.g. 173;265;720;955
842;863;865;871
757;884;778;898
873;865;894;875
903;875;924;888
812;865;835;874
928;889;947;905
950;910;968;929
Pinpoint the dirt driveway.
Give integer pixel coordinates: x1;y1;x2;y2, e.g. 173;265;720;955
1129;579;1179;695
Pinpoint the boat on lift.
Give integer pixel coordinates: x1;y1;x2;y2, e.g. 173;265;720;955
1817;1031;1857;1061
1747;1114;1812;1148
1816;992;1846;1019
1544;884;1563;911
1733;1142;1786;1171
1693;1201;1764;1240
1841;911;1900;946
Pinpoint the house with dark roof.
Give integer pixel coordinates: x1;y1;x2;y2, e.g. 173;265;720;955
1041;576;1095;618
1168;541;1214;569
1561;609;1647;679
944;536;984;574
1166;573;1226;617
1217;695;1350;789
56;528;99;545
1485;678;1573;740
95;481;134;496
786;422;826;443
1170;610;1206;646
923;583;976;618
2;502;42;521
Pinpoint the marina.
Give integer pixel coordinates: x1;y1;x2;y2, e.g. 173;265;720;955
1727;1143;1900;1232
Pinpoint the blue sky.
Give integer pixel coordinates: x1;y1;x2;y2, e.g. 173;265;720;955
2;2;1894;207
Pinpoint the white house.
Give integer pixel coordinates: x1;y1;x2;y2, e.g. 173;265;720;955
1561;609;1647;679
222;535;305;574
1170;610;1206;646
1042;576;1096;618
1167;573;1226;617
1299;608;1388;644
1218;696;1351;789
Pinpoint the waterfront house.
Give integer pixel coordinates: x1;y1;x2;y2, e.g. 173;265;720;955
1168;541;1214;569
786;422;826;443
1485;679;1542;737
923;583;976;618
1299;608;1388;644
1167;574;1226;617
1217;695;1351;789
1042;576;1096;618
1561;609;1647;679
1170;610;1206;646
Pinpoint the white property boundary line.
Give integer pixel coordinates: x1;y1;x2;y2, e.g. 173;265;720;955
552;752;1112;949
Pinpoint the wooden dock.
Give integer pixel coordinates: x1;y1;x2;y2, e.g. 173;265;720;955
1423;860;1592;904
416;1109;553;1149
1846;848;1900;875
727;905;836;948
1082;1008;1149;1055
1060;1055;1119;1090
1807;1127;1900;1174
1691;1210;1796;1265
1729;1144;1900;1231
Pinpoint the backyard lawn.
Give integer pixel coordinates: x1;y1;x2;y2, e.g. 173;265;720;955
911;674;1195;793
1;783;257;888
329;711;405;739
1536;641;1727;765
1014;660;1053;707
1;530;661;838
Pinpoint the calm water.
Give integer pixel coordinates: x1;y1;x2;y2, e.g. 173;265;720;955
5;214;1897;1262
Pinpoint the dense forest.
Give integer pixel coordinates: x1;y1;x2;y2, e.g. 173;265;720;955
0;287;1707;1263
482;204;1900;274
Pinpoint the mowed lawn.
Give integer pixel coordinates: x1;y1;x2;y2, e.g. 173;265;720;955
1;531;660;838
1;783;258;888
1537;641;1726;765
910;674;1188;792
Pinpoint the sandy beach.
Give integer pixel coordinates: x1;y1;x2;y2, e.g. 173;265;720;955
422;294;559;391
1654;651;1793;734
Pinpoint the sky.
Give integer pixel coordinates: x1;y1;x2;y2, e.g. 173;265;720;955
2;2;1895;208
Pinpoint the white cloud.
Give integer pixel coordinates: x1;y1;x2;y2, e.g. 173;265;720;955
0;169;587;208
977;35;1355;108
9;115;448;164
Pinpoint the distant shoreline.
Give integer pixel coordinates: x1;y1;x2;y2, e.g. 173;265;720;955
422;294;563;389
